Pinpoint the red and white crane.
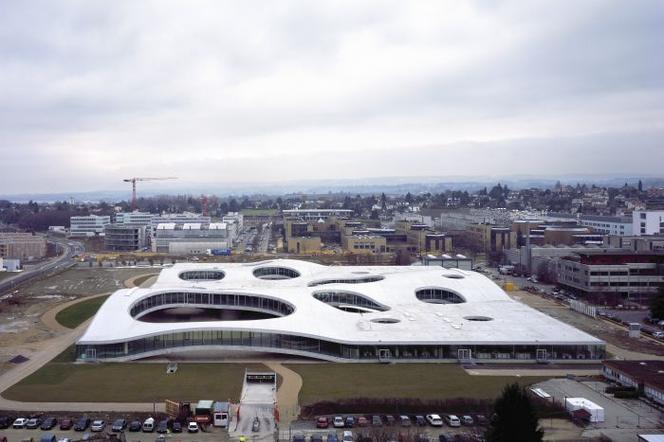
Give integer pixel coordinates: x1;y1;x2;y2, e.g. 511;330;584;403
123;177;178;210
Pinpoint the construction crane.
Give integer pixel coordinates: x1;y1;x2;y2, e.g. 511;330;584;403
123;177;178;210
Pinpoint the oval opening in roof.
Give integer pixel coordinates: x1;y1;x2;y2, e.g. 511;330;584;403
443;274;465;280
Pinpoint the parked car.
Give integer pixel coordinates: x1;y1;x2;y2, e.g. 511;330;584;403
292;433;305;442
372;416;382;427
26;418;42;429
357;416;369;427
111;419;126;432
156;420;169;434
443;415;460;427
0;416;12;429
40;418;57;431
40;433;56;442
57;438;71;442
333;416;345;428
316;416;329;428
251;417;260;432
311;434;323;442
142;417;155;433
653;331;664;339
474;414;488;426
13;418;28;429
128;421;142;432
384;415;396;426
425;414;443;426
342;430;354;442
461;415;474;426
172;422;182;433
327;431;339;442
438;434;452;442
74;417;90;431
414;416;426;426
90;420;105;432
187;421;199;433
345;416;355;428
399;415;411;427
59;419;73;431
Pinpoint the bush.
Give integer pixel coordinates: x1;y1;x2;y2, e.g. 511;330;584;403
613;390;640;399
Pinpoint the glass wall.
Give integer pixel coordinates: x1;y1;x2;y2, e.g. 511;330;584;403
415;288;465;304
129;292;294;318
76;330;605;362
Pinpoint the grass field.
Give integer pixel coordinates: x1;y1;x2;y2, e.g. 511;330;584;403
54;295;110;329
4;362;268;402
287;364;550;405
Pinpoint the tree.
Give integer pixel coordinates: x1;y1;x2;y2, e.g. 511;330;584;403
650;285;664;320
380;192;387;210
638;179;643;192
228;199;239;212
485;383;543;442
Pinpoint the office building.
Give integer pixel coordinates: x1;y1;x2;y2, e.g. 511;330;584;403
0;233;47;259
70;215;111;237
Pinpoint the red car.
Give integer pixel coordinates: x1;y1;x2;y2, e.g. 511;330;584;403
357;416;369;427
316;417;329;429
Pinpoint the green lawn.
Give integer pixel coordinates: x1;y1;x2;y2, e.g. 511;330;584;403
288;364;549;405
4;362;268;402
54;295;110;329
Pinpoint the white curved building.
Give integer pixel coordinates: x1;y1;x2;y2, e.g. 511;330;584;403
76;259;605;362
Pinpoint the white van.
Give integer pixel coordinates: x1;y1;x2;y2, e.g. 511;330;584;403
142;417;155;432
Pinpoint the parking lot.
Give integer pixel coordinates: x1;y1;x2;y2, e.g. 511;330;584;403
0;426;230;442
534;378;664;440
281;414;488;442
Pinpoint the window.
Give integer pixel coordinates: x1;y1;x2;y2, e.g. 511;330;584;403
415;288;465;304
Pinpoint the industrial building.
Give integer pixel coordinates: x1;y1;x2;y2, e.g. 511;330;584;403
546;213;633;236
152;222;232;254
0;233;47;259
76;259;604;362
602;360;664;405
69;215;111;237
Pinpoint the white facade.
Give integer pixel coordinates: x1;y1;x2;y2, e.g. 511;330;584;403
69;215;111;237
150;213;212;231
115;211;155;226
633;210;664;236
152;222;232;254
282;209;353;221
76;259;604;362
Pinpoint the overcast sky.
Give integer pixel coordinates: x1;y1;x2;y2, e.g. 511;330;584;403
1;1;663;194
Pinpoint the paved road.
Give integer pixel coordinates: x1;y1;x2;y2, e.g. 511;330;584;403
0;235;82;294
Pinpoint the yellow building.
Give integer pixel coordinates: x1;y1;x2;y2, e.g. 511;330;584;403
342;235;387;255
286;236;322;254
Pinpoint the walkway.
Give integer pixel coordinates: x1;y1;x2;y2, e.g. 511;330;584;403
0;276;164;412
265;362;302;427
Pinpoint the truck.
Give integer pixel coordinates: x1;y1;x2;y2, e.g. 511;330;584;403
207;248;232;256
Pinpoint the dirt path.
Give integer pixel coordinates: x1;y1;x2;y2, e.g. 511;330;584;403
265;362;302;426
124;273;158;288
40;292;111;333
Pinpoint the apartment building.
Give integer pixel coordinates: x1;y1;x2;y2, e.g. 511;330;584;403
115;211;155;226
633;210;664;236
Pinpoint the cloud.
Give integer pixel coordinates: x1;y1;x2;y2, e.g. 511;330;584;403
0;0;663;193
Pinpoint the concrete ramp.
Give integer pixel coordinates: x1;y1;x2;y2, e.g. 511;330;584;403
230;371;277;441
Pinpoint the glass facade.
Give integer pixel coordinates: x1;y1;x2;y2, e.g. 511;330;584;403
308;276;384;287
76;329;605;362
313;290;389;312
179;270;225;281
253;267;300;280
415;288;465;304
129;291;294;318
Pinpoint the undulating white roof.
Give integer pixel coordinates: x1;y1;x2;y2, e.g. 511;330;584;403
79;259;602;348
